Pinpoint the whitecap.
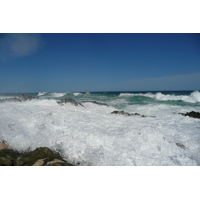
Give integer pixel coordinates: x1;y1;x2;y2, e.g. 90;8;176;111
73;92;82;96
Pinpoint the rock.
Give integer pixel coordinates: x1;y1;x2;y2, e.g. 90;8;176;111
0;94;38;103
111;110;155;118
111;110;134;116
0;146;73;166
176;143;186;150
21;147;73;166
0;97;21;103
19;94;38;101
0;149;21;166
0;142;12;150
57;98;83;106
82;100;108;106
179;111;200;119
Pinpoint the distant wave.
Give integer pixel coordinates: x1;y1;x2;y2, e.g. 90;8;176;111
73;92;82;96
37;92;66;98
119;91;200;103
153;91;200;103
37;92;48;96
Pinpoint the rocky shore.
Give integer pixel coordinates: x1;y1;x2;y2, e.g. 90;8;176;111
0;142;73;166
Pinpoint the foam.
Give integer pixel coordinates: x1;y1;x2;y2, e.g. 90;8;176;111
0;99;199;166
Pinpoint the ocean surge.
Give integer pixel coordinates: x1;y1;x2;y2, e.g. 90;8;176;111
0;99;200;166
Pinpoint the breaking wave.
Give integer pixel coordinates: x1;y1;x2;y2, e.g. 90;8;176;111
37;92;67;98
119;91;200;103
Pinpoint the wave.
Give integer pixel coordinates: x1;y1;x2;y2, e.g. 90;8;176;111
151;91;200;103
37;92;48;96
1;96;199;166
37;92;67;98
119;91;200;103
73;92;82;96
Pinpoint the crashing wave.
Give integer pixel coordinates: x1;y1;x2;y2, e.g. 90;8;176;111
73;92;82;96
37;92;48;96
119;91;200;103
151;91;200;103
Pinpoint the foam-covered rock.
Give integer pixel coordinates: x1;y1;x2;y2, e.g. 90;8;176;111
82;100;108;106
57;98;83;106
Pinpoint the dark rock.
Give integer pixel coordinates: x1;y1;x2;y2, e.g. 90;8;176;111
0;97;22;103
57;98;83;106
111;110;134;116
82;100;108;106
19;94;38;101
111;110;155;118
0;147;73;166
0;94;38;103
176;143;186;150
0;149;21;166
21;147;73;166
179;111;200;119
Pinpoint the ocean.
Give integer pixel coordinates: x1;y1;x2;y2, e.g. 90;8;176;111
0;90;200;165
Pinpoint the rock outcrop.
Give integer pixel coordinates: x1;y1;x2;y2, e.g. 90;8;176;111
111;110;155;118
178;111;200;119
82;100;108;106
179;111;200;119
0;143;73;166
57;98;83;106
0;94;38;103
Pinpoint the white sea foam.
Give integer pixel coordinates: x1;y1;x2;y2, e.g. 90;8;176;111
0;99;199;166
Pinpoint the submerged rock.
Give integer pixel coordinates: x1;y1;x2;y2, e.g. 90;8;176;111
19;94;39;101
0;97;21;103
0;144;73;166
82;100;108;106
111;110;155;118
176;143;186;150
0;94;38;103
57;98;83;106
179;111;200;119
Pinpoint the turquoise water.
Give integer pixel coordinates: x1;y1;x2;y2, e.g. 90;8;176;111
1;90;199;108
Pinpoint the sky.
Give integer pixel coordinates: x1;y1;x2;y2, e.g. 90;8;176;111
0;33;200;93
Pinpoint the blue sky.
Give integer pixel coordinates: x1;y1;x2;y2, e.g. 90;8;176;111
0;33;200;93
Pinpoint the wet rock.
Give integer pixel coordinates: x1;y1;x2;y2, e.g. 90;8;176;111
111;110;135;116
111;110;155;118
0;97;21;103
82;100;108;106
0;146;73;166
0;94;38;103
176;143;186;150
0;149;21;166
179;111;200;119
57;98;83;106
19;94;38;101
0;142;12;150
21;147;73;166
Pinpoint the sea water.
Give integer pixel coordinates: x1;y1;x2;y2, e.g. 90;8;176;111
0;90;200;165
